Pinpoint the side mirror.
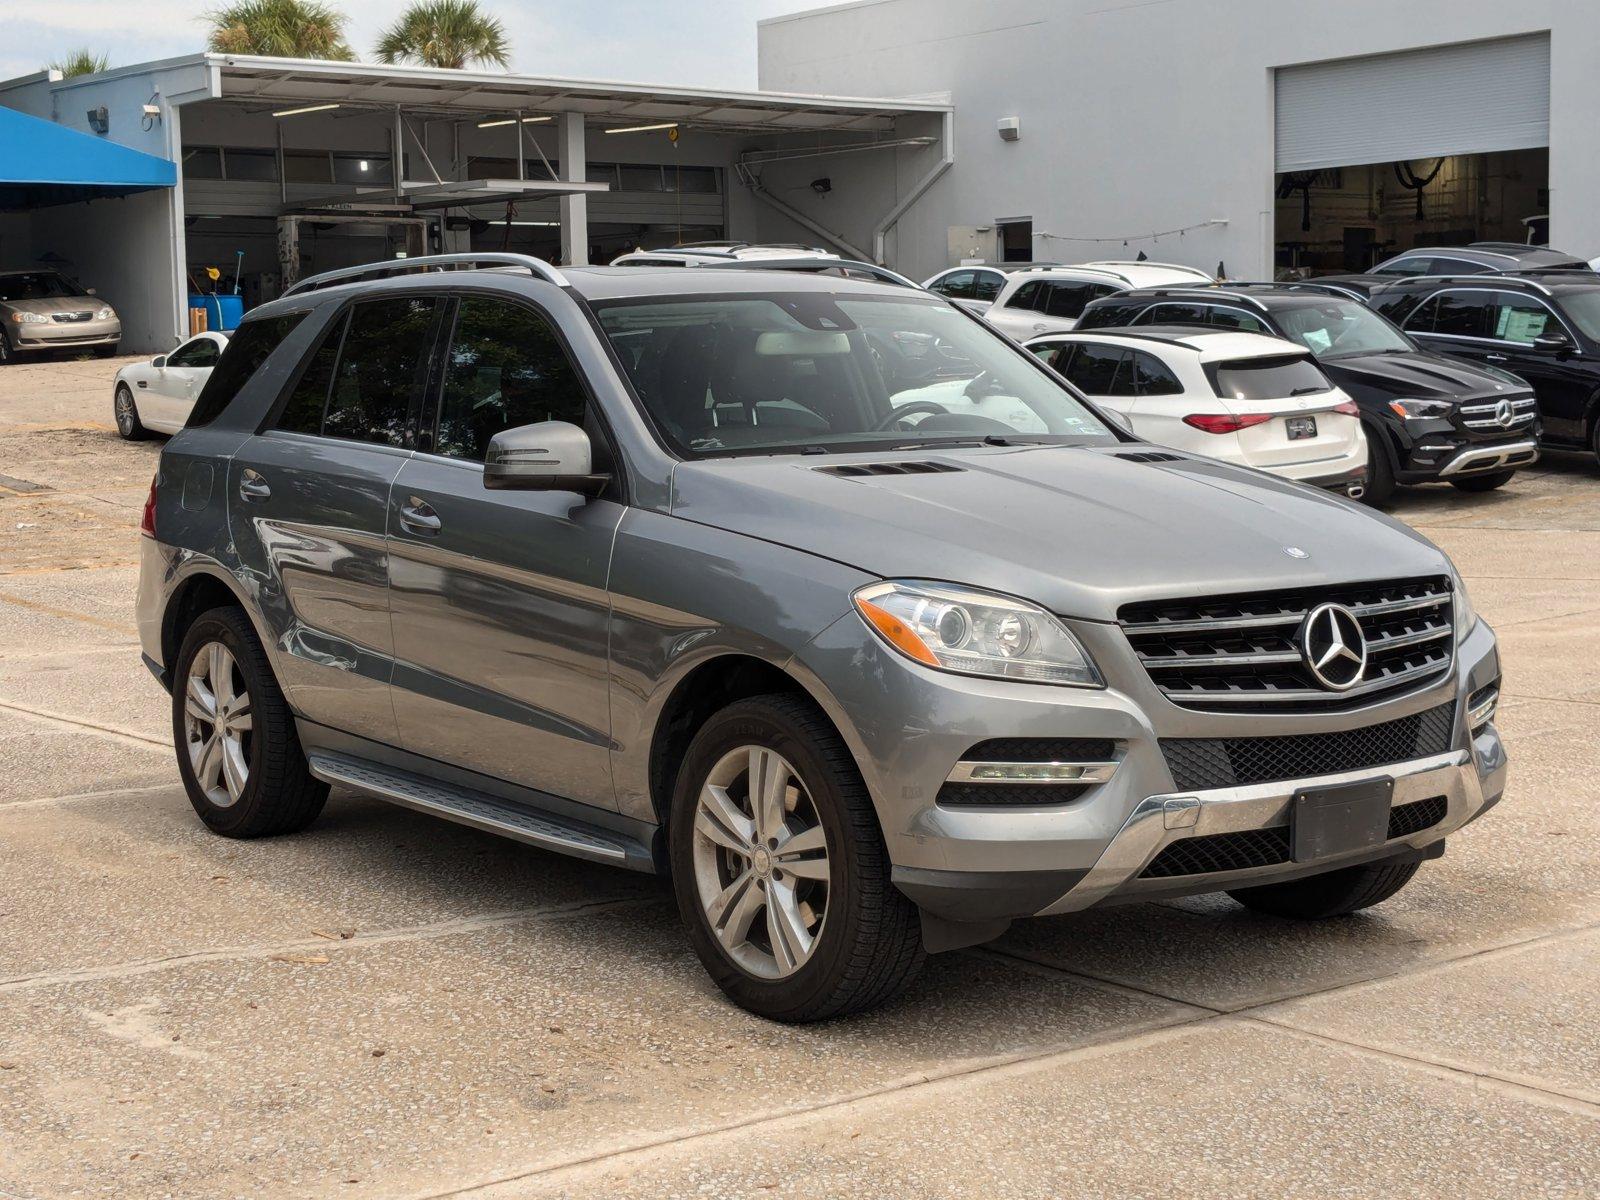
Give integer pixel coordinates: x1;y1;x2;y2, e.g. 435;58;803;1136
1532;332;1573;355
484;419;609;496
152;355;167;369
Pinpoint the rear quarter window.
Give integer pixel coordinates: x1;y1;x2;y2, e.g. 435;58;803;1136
186;312;308;428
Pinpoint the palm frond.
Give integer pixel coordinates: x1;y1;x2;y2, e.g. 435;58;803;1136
204;0;355;61
374;0;510;70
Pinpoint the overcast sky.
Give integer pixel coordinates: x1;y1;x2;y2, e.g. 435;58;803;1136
3;0;818;89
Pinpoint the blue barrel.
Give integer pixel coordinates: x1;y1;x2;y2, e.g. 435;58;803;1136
187;294;245;332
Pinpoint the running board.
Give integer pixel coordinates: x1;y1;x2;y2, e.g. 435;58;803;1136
307;752;639;868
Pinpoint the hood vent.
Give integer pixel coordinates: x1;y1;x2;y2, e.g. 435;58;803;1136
1113;451;1186;464
817;461;965;478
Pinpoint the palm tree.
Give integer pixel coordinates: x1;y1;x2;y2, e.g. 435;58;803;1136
206;0;355;60
48;50;110;78
375;0;510;70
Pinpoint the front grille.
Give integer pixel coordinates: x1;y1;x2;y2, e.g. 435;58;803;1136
1460;395;1538;430
1163;702;1455;791
51;310;95;323
961;737;1116;762
1140;794;1449;879
1120;576;1454;712
936;781;1089;807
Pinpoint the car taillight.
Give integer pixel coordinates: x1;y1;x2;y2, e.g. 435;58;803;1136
1182;413;1273;435
139;474;158;539
1332;401;1359;416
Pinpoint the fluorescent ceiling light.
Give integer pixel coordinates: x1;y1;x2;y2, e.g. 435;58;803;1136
604;121;679;134
500;220;560;226
272;103;340;118
477;115;555;128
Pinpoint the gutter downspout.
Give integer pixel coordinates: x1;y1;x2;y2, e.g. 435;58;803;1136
872;108;953;266
736;160;873;261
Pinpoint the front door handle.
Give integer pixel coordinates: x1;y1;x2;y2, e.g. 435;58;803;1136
399;496;442;536
237;469;271;502
1485;353;1509;362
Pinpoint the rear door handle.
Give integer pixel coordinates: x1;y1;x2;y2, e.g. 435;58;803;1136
237;469;271;502
399;496;442;536
1485;353;1509;362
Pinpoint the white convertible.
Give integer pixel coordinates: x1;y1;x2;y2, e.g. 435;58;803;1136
113;331;229;438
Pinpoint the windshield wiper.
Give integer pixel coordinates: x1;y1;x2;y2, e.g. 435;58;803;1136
1289;386;1327;396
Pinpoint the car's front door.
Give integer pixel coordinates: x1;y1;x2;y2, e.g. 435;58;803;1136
148;336;221;429
228;294;444;745
385;292;623;810
1479;291;1593;445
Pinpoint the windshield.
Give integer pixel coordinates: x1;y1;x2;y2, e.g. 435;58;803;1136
0;271;80;302
594;293;1115;457
1275;300;1413;358
1556;291;1600;340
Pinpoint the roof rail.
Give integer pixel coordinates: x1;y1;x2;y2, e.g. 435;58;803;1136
1214;280;1369;301
284;253;569;297
696;257;921;289
1131;285;1272;312
1467;241;1536;253
1395;273;1552;296
1084;259;1214;279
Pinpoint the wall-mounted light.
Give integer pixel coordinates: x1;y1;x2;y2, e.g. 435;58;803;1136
271;103;340;118
87;106;109;134
997;117;1021;142
477;115;554;128
603;121;678;134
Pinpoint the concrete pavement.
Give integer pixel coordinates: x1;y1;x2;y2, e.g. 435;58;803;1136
1;355;1596;1198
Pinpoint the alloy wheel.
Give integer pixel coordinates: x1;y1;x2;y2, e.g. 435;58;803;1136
691;745;832;979
184;641;252;807
114;387;135;436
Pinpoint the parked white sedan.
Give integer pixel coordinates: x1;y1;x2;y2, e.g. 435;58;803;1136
112;332;228;438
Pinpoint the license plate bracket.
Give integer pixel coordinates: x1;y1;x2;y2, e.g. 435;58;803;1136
1291;778;1394;862
1286;415;1318;441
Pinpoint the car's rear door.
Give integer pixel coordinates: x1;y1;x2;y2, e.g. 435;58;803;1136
384;291;623;810
227;294;444;745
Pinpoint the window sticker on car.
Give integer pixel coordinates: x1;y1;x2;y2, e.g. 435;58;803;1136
1301;328;1333;354
1495;307;1548;343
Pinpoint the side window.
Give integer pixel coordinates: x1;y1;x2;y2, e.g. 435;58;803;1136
168;338;221;368
186;312;308;428
971;272;1004;302
1432;259;1485;276
1144;303;1209;328
1006;280;1044;311
1076;301;1141;330
1429;292;1493;339
1131;351;1184;396
1063;344;1128;394
322;296;441;447
1490;292;1554;344
1397;294;1440;332
1373;256;1426;277
275;311;348;435
433;297;587;462
1041;282;1094;320
937;271;976;299
1026;340;1059;362
1207;308;1269;333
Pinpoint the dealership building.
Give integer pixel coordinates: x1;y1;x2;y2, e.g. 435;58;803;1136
1;0;1597;351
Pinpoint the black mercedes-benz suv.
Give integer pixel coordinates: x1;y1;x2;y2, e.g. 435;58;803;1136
1077;284;1540;504
1366;272;1600;468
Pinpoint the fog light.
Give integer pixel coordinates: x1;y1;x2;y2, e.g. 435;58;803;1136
1467;685;1499;732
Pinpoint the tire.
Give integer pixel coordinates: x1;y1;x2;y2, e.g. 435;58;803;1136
0;331;14;366
1360;426;1396;507
171;606;327;838
95;344;119;359
113;384;149;441
1227;859;1421;920
669;693;924;1022
1449;469;1515;493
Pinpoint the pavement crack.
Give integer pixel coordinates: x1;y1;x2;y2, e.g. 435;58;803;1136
0;698;166;749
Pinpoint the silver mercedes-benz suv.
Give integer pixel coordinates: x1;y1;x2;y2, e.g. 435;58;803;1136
135;254;1507;1021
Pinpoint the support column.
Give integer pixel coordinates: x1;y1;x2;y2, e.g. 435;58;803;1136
557;111;589;266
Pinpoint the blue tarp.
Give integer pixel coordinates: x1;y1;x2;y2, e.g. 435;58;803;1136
0;104;176;209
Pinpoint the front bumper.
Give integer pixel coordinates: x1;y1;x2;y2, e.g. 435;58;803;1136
12;318;121;349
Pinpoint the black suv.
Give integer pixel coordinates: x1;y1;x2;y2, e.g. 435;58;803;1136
1314;242;1592;300
1366;272;1600;466
1077;284;1540;504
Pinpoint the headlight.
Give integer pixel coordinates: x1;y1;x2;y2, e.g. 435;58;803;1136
11;311;49;325
853;580;1102;687
95;306;114;321
1388;397;1454;421
1450;565;1476;643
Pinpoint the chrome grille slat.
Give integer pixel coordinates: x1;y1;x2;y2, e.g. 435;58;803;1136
1120;576;1455;713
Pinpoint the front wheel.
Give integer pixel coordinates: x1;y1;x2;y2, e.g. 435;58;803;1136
669;694;924;1022
1450;469;1515;493
114;384;148;440
1228;859;1420;919
95;344;120;359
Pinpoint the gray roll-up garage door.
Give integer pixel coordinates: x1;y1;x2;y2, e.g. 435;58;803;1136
1276;34;1550;173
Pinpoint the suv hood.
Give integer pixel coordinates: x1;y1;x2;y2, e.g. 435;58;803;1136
669;445;1449;622
1320;350;1528;403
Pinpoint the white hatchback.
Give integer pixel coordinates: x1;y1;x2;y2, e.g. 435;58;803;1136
984;261;1216;342
112;331;229;438
1027;327;1368;496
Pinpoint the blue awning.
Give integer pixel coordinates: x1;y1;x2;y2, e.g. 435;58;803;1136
0;105;176;210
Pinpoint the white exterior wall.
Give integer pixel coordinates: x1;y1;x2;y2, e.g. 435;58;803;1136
758;0;1600;281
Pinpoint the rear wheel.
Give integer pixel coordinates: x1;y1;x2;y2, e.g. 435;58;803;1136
0;332;14;366
669;693;924;1022
114;384;148;440
172;606;327;838
1360;426;1396;507
1449;469;1515;493
1228;859;1420;919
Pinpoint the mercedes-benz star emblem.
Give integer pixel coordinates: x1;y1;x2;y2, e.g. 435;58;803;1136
1494;399;1515;428
1301;602;1367;691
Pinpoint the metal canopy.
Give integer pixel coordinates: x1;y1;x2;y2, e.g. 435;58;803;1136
396;177;611;211
210;54;949;134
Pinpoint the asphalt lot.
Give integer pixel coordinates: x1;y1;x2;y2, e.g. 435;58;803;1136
1;353;1598;1199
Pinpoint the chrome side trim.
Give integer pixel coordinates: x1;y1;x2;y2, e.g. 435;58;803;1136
1437;440;1540;477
